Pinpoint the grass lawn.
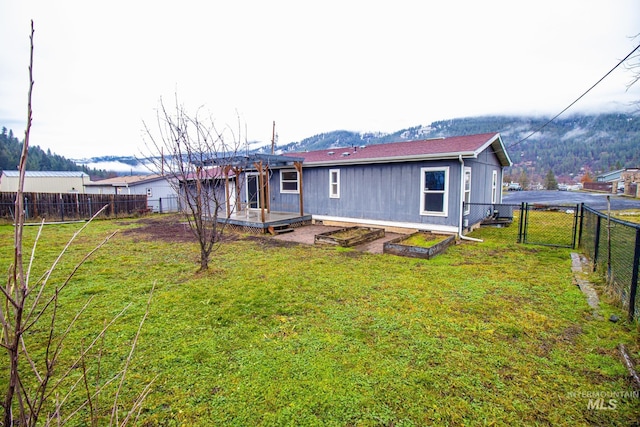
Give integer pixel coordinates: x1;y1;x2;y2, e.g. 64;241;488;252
611;209;640;224
397;232;448;248
1;215;639;426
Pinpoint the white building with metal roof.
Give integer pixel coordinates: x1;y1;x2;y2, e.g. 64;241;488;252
0;171;90;193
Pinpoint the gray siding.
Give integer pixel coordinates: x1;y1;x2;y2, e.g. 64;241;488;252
466;147;502;203
464;146;505;226
265;144;504;231
270;160;463;229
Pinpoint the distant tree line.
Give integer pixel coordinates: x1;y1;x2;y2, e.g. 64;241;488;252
0;126;111;179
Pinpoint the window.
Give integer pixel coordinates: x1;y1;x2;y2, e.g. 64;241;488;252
280;170;299;193
329;169;340;198
420;167;449;216
463;167;471;215
491;170;498;204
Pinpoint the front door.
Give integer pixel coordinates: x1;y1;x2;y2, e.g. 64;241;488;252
246;173;266;209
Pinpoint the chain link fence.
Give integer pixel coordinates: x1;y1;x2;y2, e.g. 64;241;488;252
579;205;640;322
463;202;521;240
519;203;580;248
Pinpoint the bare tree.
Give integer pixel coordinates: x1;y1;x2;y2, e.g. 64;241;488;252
1;21;154;426
625;34;640;109
143;97;246;271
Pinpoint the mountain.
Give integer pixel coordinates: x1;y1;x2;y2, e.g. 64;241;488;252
271;113;640;181
3;113;638;181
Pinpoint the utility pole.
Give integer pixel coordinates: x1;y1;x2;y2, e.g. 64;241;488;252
271;121;276;155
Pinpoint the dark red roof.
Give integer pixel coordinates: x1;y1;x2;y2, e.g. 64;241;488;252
284;132;511;166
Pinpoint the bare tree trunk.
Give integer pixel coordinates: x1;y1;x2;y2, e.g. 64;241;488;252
142;97;246;272
2;20;155;426
3;20;34;426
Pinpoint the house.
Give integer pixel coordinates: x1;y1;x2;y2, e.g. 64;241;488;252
84;173;179;212
620;168;640;197
178;167;238;218
596;169;624;183
0;171;90;193
221;133;510;235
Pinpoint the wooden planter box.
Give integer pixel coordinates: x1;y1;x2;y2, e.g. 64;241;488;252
314;226;385;247
383;232;455;259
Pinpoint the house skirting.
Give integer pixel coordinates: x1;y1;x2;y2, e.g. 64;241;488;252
311;215;459;235
221;213;313;234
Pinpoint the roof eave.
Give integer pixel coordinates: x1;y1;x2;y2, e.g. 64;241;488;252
474;133;512;167
302;151;479;167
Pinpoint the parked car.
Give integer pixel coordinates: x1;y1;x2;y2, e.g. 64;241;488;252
507;182;522;191
558;184;568;191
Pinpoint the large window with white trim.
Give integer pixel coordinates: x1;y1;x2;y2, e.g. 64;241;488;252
463;167;471;215
329;169;340;198
420;166;449;216
491;170;498;204
280;170;299;194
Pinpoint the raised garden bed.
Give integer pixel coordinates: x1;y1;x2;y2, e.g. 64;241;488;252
314;226;385;247
383;231;455;259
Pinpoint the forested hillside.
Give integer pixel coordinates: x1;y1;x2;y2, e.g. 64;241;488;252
275;113;640;181
0;126;110;179
4;112;638;184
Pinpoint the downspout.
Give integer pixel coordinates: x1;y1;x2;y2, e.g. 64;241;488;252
458;155;483;242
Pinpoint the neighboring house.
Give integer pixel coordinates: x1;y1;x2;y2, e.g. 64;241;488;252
257;132;511;234
0;171;90;193
596;169;624;183
84;173;178;212
178;167;238;218
620;168;640;197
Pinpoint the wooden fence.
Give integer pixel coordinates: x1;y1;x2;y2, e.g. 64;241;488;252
0;192;149;222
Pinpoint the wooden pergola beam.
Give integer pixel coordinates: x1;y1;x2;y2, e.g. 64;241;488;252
253;160;266;223
294;161;304;217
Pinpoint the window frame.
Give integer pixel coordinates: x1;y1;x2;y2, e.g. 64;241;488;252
491;170;498;204
420;166;449;217
280;169;299;194
329;169;340;198
463;167;471;215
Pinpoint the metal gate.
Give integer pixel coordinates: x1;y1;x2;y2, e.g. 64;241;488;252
518;203;580;248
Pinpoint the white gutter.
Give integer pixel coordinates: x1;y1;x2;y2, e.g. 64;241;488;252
458;155;483;242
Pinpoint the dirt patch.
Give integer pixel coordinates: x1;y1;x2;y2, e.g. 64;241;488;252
120;216;405;254
241;235;303;249
120;215;240;244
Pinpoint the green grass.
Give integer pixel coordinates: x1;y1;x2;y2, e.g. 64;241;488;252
1;215;639;425
399;232;447;248
611;209;640;224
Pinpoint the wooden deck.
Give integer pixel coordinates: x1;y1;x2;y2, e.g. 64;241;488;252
220;210;312;234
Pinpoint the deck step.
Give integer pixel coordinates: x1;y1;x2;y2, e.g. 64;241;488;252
268;224;295;235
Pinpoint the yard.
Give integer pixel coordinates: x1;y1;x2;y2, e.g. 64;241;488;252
1;214;639;425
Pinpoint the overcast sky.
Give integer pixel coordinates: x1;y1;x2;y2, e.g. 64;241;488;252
1;1;639;159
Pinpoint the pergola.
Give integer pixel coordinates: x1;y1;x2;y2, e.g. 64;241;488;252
202;153;305;223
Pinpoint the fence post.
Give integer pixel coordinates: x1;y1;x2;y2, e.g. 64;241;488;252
517;202;526;243
159;197;163;214
24;196;29;220
60;193;64;222
628;228;640;322
577;203;584;248
593;215;601;272
88;197;92;218
571;204;580;249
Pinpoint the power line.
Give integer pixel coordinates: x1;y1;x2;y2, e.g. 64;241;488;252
507;42;640;149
